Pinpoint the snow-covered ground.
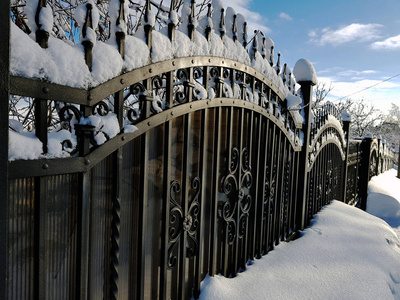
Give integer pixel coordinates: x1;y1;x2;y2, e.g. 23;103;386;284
199;168;400;300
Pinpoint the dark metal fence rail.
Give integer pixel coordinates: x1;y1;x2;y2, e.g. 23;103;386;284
3;0;398;299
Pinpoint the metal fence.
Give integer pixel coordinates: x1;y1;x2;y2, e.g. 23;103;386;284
2;0;398;299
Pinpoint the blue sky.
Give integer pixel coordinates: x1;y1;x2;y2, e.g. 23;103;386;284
219;0;400;113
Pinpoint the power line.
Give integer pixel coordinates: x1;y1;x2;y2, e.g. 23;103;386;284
334;72;400;101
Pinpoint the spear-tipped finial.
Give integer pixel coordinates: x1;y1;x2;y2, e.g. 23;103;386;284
233;14;238;43
35;0;50;48
243;22;248;47
83;3;93;39
168;0;176;41
190;0;195;23
282;63;287;83
252;30;258;53
144;0;151;23
188;0;196;41
205;3;212;41
35;0;46;30
116;0;126;58
116;0;126;27
262;36;266;59
219;8;225;41
276;52;281;75
270;45;274;66
207;3;212;18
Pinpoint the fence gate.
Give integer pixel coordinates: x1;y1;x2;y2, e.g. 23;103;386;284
3;0;398;299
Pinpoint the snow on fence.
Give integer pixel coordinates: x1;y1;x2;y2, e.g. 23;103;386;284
1;0;398;299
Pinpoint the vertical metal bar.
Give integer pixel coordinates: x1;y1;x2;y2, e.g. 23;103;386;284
160;71;173;300
109;149;122;299
257;118;269;257
136;79;151;299
35;99;48;153
178;100;192;300
0;1;10;297
266;125;276;251
34;177;47;300
76;173;91;300
275;133;285;245
296;82;314;230
223;107;233;277
342;121;351;202
234;108;243;274
321;144;327;207
244;111;254;264
209;106;220;276
193;107;208;299
250;112;261;260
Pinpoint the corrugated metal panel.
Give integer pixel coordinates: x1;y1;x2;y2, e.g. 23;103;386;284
44;174;79;300
8;178;35;300
88;155;114;299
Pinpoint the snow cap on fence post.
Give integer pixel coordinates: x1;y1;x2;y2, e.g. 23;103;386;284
293;58;317;86
294;58;317;230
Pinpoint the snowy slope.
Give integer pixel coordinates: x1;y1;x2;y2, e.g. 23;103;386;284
199;170;400;300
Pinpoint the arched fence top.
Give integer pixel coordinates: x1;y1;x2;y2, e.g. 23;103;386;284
10;0;297;98
10;56;289;109
8;97;303;178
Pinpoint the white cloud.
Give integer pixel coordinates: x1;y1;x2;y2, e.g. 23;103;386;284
219;0;271;34
309;23;383;46
370;35;400;50
317;76;400;113
279;12;293;21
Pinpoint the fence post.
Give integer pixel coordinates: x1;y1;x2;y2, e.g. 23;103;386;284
341;115;351;203
397;142;400;179
293;59;316;230
0;1;10;298
358;136;372;211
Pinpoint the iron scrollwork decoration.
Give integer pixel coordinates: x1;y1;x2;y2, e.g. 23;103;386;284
167;177;201;271
126;82;146;124
219;147;253;246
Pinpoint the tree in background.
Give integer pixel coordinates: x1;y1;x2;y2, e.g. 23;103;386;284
314;82;384;139
373;103;400;148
